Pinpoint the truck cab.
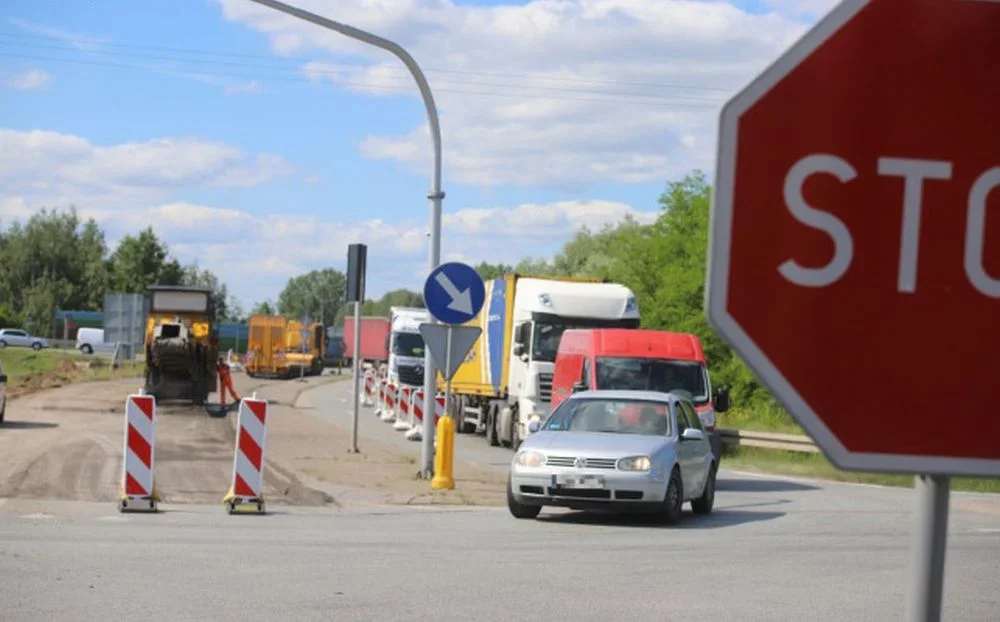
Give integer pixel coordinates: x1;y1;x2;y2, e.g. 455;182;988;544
496;278;640;447
387;307;429;388
550;328;730;459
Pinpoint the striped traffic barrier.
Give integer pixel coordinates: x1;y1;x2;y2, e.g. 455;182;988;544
223;393;268;515
373;375;385;416
404;388;425;442
404;392;445;442
380;381;398;423
118;391;160;512
393;385;413;431
361;369;375;407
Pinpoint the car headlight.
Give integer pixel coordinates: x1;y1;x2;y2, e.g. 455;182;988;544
617;456;652;472
515;450;546;467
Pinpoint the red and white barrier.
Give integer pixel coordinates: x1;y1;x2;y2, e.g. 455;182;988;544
361;370;375;407
393;385;413;431
119;391;159;512
380;381;398;423
223;393;268;514
405;392;446;442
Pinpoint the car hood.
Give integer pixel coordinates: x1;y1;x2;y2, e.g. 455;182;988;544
525;431;670;457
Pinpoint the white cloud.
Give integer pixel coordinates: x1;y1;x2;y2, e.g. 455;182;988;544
8;18;110;51
0;128;294;211
1;69;52;91
216;0;812;189
224;80;264;95
763;0;839;19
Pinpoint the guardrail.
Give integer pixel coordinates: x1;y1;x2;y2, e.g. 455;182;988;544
718;428;820;453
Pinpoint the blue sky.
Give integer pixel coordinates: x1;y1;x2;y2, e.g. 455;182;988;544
0;0;827;311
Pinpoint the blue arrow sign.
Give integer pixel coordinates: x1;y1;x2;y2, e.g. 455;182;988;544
423;262;486;325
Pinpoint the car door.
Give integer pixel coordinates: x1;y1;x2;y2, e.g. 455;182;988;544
680;400;711;492
673;400;701;499
7;330;28;347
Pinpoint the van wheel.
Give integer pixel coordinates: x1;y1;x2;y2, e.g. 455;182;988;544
81;344;93;355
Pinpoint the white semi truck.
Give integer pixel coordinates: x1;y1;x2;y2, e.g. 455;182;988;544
440;274;640;450
386;306;430;389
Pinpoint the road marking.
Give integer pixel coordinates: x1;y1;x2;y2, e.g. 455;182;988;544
20;513;56;520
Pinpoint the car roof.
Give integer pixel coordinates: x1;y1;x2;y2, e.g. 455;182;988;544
568;389;686;404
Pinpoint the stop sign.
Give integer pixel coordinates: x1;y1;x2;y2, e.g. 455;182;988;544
707;0;1000;477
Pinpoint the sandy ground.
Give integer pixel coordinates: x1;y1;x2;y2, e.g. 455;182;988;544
0;369;505;509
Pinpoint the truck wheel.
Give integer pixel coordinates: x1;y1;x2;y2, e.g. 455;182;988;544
486;403;500;446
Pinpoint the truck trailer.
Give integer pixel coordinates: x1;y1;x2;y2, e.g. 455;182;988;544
245;314;325;378
143;285;219;405
440;274;640;450
342;316;390;367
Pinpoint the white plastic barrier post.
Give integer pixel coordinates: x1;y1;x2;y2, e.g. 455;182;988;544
374;375;387;416
405;388;425;441
393;385;413;431
222;393;268;514
404;391;445;443
361;370;375;407
119;391;159;512
380;382;397;423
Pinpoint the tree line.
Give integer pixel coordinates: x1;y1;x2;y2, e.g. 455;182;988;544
0;172;774;416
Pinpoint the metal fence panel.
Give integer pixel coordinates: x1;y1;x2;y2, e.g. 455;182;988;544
102;293;148;360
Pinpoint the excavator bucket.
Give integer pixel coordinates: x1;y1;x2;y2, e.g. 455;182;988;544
205;402;239;418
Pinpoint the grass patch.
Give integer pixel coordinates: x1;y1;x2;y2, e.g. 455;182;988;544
718;405;804;435
0;348;143;397
723;445;1000;493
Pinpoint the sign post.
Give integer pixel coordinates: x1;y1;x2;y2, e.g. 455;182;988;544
705;2;999;621
346;243;367;453
420;261;486;478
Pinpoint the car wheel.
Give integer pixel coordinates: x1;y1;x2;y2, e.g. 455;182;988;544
506;476;541;519
0;401;5;424
31;342;42;351
0;340;6;348
81;344;93;355
691;462;717;515
659;467;684;525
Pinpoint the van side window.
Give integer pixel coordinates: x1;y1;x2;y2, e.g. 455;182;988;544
581;358;591;387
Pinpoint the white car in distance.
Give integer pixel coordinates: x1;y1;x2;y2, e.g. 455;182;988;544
507;390;717;524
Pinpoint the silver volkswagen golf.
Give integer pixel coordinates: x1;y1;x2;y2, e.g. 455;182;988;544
507;390;717;524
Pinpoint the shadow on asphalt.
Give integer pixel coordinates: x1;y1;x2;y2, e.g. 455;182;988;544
0;421;59;430
717;476;819;493
536;507;785;529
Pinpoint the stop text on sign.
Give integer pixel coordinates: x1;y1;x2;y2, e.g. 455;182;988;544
780;155;1000;297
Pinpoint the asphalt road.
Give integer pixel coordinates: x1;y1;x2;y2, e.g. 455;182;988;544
298;377;519;471
1;484;999;622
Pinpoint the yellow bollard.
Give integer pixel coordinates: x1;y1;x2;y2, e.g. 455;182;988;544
430;415;456;490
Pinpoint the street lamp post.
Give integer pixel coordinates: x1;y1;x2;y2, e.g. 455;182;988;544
248;0;444;478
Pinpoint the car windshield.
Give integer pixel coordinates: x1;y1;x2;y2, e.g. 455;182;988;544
541;397;672;436
595;357;709;405
392;332;425;357
531;317;638;362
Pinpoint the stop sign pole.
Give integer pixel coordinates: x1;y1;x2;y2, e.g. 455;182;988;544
706;1;999;620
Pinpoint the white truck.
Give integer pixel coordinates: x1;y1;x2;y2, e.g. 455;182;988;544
442;274;640;450
386;306;430;389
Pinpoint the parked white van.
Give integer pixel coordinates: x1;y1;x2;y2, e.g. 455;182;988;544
76;328;116;355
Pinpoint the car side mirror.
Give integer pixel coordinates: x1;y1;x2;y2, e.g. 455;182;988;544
0;374;6;383
528;420;541;434
714;389;731;413
681;428;704;442
571;381;587;393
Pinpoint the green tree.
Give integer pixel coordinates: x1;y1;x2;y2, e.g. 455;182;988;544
277;268;347;327
108;227;183;293
250;300;276;316
473;261;513;280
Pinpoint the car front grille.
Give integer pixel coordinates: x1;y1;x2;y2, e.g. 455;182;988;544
397;364;424;387
537;372;553;401
545;456;618;469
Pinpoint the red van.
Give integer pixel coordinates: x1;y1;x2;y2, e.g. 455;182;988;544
551;328;730;458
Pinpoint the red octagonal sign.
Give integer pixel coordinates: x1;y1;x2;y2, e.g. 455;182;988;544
707;0;1000;477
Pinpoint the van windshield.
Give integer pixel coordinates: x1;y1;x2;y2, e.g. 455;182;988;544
392;332;425;357
594;357;709;405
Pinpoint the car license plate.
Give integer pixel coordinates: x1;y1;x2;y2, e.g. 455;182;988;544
554;474;604;489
